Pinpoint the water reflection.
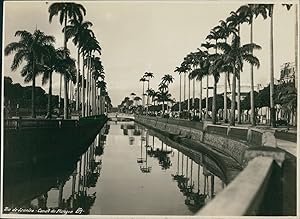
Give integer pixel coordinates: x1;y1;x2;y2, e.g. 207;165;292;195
121;122;225;214
3;124;110;215
4;121;225;215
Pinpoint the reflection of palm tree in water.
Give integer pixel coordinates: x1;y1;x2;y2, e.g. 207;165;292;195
203;166;215;199
37;193;48;210
71;145;102;214
147;140;172;170
140;130;152;173
29;132;104;214
172;151;208;212
137;130;146;164
95;134;104;156
71;191;96;215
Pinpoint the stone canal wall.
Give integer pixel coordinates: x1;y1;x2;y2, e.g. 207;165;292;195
135;115;277;166
135;115;294;216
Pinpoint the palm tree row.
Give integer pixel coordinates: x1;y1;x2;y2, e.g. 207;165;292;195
132;73;175;116
174;3;296;126
49;2;108;118
5;2;110;119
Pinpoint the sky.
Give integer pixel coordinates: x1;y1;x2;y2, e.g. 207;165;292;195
3;0;298;107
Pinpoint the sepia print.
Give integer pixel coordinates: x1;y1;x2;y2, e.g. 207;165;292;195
1;0;298;217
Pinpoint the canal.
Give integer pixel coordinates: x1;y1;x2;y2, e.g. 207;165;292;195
3;121;228;215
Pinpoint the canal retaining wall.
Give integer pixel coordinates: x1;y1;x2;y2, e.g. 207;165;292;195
135;115;277;167
135;115;295;216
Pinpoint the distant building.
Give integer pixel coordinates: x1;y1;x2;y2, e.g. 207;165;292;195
279;62;296;85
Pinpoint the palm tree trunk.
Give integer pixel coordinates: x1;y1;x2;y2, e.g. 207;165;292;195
224;72;228;122
270;7;276;127
146;80;150;115
92;75;94;116
179;73;182;115
63;75;69;119
295;6;298;89
212;39;218;124
199;78;202;119
31;54;36;118
76;48;80;112
236;25;241;125
230;69;236;126
188;74;190;119
94;80;97;115
99;89;102;114
184;72;186;110
86;54;91;116
58;74;62;110
69;81;72;111
237;73;241;124
81;52;85;117
205;75;209;119
63;13;68;119
250;22;256;126
142;82;145;108
223;37;228;122
212;77;217;124
295;6;298;126
47;71;53;119
192;78;195;113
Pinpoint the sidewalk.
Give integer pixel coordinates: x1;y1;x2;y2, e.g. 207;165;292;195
217;122;297;157
276;139;297;157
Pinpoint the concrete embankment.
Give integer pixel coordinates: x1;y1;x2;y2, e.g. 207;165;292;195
135;115;296;216
135;115;277;167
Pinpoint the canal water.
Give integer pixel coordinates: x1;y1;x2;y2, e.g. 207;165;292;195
3;121;226;215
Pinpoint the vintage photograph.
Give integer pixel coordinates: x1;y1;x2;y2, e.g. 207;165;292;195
1;0;298;217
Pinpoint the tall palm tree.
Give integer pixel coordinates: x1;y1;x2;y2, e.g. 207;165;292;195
174;66;184;115
79;31;95;117
65;18;93;112
241;4;290;127
96;80;106;114
91;56;104;115
217;35;261;126
214;19;238;122
159;75;174;113
146;88;156;106
156;89;172;115
177;62;190;115
189;56;208;120
263;4;296;127
182;54;193;119
186;52;201;117
82;35;101;116
160;74;174;88
5;29;55;118
40;46;61;118
206;28;224;124
48;2;86;119
232;5;264;125
227;7;252;124
139;77;147;109
143;72;154;115
39;47;77;118
201;41;214;120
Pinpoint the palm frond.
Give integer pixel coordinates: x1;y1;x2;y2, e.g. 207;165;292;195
242;54;260;68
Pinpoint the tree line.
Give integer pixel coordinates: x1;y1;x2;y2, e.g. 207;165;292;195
5;2;111;119
121;3;297;127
